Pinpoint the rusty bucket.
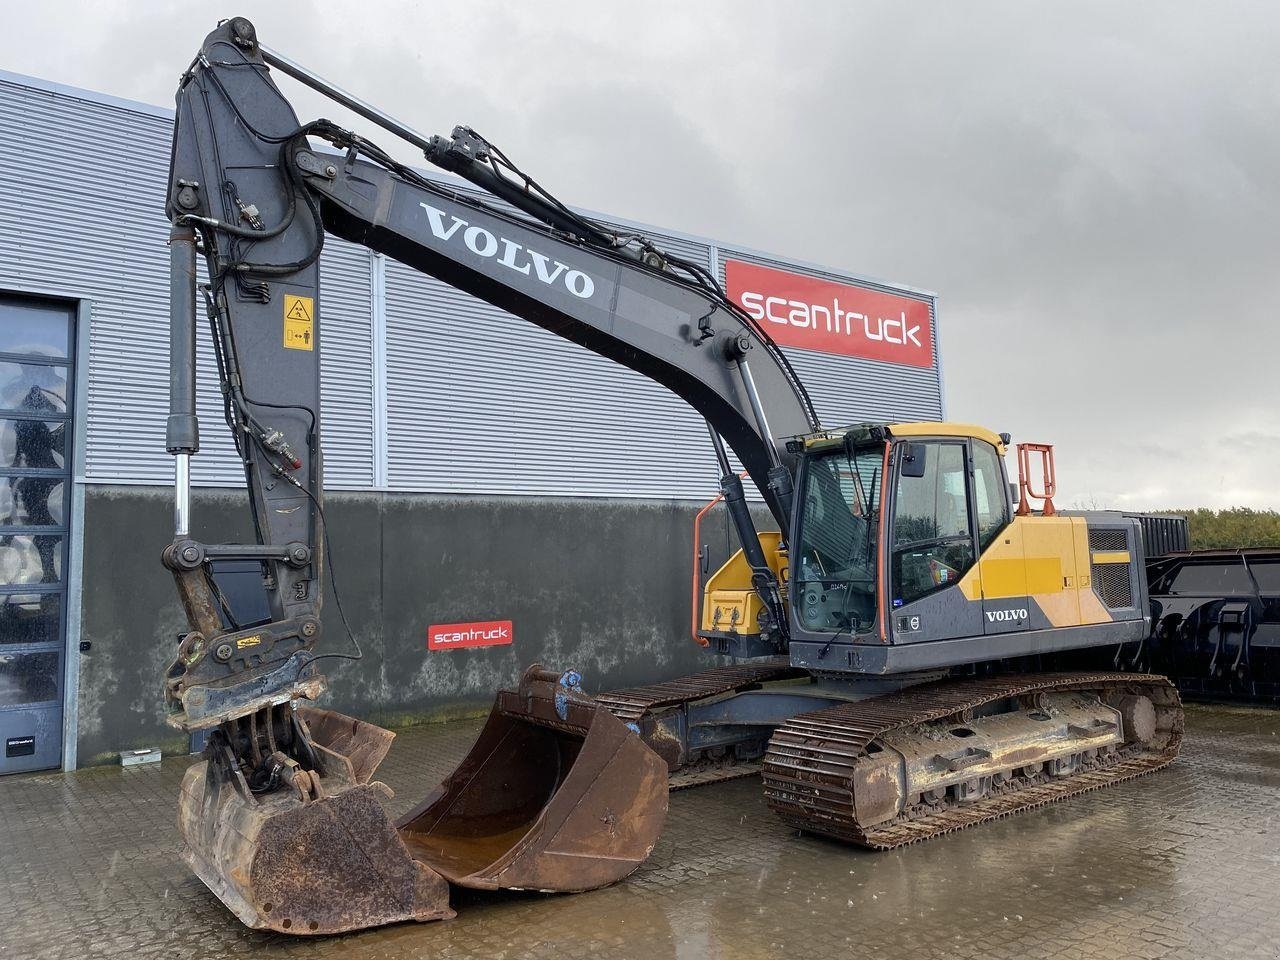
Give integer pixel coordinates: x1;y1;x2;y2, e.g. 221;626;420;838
177;706;455;935
397;666;669;892
178;665;667;935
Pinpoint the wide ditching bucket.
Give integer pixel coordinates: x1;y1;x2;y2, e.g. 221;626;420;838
398;666;669;892
178;664;668;935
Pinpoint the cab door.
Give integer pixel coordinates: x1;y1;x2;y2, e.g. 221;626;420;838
968;439;1032;636
887;438;984;643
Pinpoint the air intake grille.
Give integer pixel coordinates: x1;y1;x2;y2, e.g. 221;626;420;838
1088;529;1128;552
1093;563;1133;608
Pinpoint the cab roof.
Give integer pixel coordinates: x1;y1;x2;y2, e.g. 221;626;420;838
801;421;1008;456
889;422;1008;455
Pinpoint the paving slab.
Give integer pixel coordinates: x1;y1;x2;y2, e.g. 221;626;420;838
0;703;1276;960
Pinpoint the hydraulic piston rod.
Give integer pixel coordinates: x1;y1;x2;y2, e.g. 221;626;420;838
735;358;779;468
705;423;788;650
256;42;437;156
167;224;200;537
735;356;794;539
257;35;613;244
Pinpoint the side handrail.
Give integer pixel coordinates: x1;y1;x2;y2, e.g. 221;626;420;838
1016;442;1057;516
691;472;750;646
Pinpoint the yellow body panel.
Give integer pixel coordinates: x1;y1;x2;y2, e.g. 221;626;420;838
1091;551;1131;565
1021;519;1079;626
958;516;1112;628
700;532;788;634
962;556;1019;600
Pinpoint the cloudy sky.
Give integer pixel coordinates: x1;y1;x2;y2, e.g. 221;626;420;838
5;2;1277;509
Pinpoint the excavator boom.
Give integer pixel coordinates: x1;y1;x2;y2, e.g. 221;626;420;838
164;17;818;730
161;17;815;934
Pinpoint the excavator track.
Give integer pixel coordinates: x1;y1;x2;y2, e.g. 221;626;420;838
598;658;805;788
762;672;1183;850
596;657;801;722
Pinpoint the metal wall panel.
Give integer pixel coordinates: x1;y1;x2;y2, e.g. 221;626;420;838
383;229;725;497
314;243;376;488
0;76;375;489
0;72;943;501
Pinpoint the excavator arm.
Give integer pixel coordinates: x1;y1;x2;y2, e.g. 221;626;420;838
160;17;819;934
163;17;817;731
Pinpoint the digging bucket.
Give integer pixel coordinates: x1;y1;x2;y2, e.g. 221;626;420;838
396;664;669;892
178;664;666;935
178;706;455;935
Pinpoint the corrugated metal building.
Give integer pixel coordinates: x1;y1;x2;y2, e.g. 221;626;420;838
0;71;943;771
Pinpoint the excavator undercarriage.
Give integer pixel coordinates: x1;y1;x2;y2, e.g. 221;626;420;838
600;668;1182;849
761;672;1182;849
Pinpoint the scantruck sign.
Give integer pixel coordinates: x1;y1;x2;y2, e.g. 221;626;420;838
428;620;514;651
725;259;934;368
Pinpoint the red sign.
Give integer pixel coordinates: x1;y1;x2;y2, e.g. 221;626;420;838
724;259;934;368
427;620;513;651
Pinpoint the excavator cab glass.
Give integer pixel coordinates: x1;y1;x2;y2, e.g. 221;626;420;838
793;440;885;634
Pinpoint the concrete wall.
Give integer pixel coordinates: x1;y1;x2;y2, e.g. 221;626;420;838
75;486;755;765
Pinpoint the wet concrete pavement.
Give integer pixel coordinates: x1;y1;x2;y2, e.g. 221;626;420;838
1;703;1277;960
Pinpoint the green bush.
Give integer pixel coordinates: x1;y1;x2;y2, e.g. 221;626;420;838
1167;508;1280;549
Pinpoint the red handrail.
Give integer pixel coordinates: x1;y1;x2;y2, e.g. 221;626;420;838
1016;442;1057;516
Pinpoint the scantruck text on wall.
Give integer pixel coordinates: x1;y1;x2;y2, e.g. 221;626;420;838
427;620;514;650
725;259;934;368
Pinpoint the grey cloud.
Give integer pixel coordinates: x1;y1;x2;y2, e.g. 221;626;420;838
3;0;1276;508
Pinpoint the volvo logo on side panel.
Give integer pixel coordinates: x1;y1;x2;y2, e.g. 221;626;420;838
985;608;1029;623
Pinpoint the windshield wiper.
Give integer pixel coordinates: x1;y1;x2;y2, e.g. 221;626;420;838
845;452;878;567
863;466;879;567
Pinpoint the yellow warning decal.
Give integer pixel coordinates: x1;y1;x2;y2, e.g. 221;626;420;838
236;634;262;649
283;295;315;351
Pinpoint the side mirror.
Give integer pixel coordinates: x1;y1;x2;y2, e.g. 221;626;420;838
900;442;927;478
1009;481;1020;505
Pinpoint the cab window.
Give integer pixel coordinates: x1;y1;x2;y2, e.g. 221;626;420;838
794;444;883;634
971;440;1009;549
891;441;974;606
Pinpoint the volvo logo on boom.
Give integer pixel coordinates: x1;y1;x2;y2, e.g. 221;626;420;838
419;202;596;300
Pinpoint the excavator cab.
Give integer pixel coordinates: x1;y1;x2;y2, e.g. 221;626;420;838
703;422;1004;655
703;421;1152;673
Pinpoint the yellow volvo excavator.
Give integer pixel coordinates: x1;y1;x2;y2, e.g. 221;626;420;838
159;18;1182;935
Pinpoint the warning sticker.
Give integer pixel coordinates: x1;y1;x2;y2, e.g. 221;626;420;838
283;295;315;351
